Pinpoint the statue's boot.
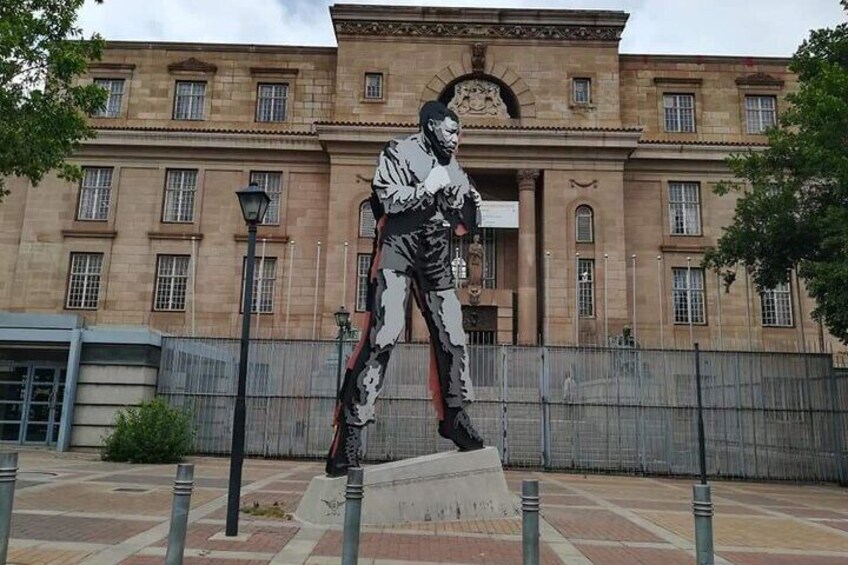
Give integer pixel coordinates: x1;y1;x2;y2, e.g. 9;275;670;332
325;423;363;477
438;406;484;452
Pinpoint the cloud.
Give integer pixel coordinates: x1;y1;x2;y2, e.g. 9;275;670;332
78;0;847;56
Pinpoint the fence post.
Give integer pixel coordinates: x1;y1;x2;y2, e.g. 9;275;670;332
0;451;17;565
540;347;551;469
501;346;509;465
342;467;364;565
522;479;540;565
165;463;195;565
829;368;848;486
693;344;714;565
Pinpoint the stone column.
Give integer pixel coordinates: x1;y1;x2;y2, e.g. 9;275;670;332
517;169;539;345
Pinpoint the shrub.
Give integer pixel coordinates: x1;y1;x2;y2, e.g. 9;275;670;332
102;398;194;464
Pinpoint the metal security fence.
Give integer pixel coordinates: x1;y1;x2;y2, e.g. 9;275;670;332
157;338;848;483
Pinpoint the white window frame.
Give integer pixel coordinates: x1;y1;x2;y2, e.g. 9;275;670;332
92;78;124;118
154;255;190;312
672;267;706;324
355;254;372;312
243;256;277;314
668;182;702;236
364;73;383;100
745;95;777;134
359;200;376;238
173;81;206;120
163;169;198;223
572;78;591;104
66;253;103;310
761;281;793;327
663;93;695;133
77;167;113;221
256;83;288;122
575;205;594;243
578;258;595;318
249;171;283;225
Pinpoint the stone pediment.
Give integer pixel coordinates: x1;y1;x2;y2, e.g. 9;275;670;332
448;79;509;119
167;57;218;74
735;72;784;87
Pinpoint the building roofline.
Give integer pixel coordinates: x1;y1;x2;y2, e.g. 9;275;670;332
102;40;337;55
620;53;792;66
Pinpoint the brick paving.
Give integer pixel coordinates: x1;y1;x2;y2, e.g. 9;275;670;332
3;449;847;565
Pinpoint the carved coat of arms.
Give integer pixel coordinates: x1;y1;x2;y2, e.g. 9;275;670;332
448;79;509;118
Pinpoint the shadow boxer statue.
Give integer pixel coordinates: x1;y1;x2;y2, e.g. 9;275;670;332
326;101;485;477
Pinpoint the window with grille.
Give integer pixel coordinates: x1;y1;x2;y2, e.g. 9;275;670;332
66;253;103;309
242;257;277;314
575;205;594;243
173;81;206;120
256;83;287;122
364;73;383;99
355;254;372;312
669;182;701;235
762;281;793;326
359;200;376;238
154;255;190;311
577;258;595;317
249;171;283;225
663;94;695;132
572;78;591;104
77;167;113;221
672;267;706;324
163;169;197;223
92;79;124;118
745;95;777;134
449;229;497;289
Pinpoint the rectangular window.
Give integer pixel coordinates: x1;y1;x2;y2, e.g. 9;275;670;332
249;171;283;225
668;181;702;236
256;83;288;122
745;95;777;134
154;255;190;311
364;73;383;100
356;254;372;312
66;253;103;310
92;78;124;118
673;267;706;324
663;93;695;133
173;81;206;120
572;78;591;104
242;257;277;314
577;258;595;318
762;281;793;327
163;169;198;223
77;167;113;221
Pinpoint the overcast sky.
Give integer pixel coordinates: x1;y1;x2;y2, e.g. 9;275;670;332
78;0;846;57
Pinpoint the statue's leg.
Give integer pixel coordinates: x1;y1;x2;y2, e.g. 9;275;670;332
326;268;409;476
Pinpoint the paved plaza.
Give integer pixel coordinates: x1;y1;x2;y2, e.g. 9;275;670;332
4;449;848;564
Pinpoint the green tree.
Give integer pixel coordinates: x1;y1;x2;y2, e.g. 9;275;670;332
0;0;106;199
705;1;848;343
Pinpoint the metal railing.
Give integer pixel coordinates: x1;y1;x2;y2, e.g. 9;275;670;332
157;338;848;483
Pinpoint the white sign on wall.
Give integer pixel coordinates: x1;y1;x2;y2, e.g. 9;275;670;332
480;201;519;229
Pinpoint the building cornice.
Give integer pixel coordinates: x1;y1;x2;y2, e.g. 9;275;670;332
620;53;792;66
84;127;323;153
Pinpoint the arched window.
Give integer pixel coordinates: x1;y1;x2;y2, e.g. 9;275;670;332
575;205;594;243
359;200;376;238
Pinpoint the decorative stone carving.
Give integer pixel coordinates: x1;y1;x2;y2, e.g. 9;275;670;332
570;179;598;190
334;21;624;42
167;57;218;74
471;42;487;74
517;169;540;189
448;79;509;118
467;234;484;305
735;72;785;87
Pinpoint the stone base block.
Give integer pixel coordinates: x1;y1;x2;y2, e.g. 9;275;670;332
293;446;518;526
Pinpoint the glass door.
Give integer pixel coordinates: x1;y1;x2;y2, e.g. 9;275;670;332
0;365;28;442
23;367;63;445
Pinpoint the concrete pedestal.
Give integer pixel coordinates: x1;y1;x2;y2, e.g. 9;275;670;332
294;447;518;526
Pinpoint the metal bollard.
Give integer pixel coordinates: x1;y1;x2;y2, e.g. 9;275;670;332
0;452;18;565
341;467;364;565
165;463;195;565
693;484;715;565
522;479;540;565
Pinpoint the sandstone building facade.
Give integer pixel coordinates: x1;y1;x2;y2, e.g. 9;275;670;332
0;4;835;352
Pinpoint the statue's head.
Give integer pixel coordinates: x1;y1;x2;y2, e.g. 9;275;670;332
473;234;481;243
419;100;460;162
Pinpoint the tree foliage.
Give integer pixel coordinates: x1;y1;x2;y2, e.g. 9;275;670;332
705;1;848;343
0;0;106;199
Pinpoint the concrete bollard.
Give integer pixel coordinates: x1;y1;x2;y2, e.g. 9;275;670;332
342;467;364;565
165;463;195;565
693;484;715;565
0;452;18;565
522;479;540;565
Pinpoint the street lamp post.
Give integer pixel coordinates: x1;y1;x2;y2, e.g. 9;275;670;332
334;306;351;397
226;181;270;537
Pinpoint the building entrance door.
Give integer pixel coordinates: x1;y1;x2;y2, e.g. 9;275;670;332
0;364;65;445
